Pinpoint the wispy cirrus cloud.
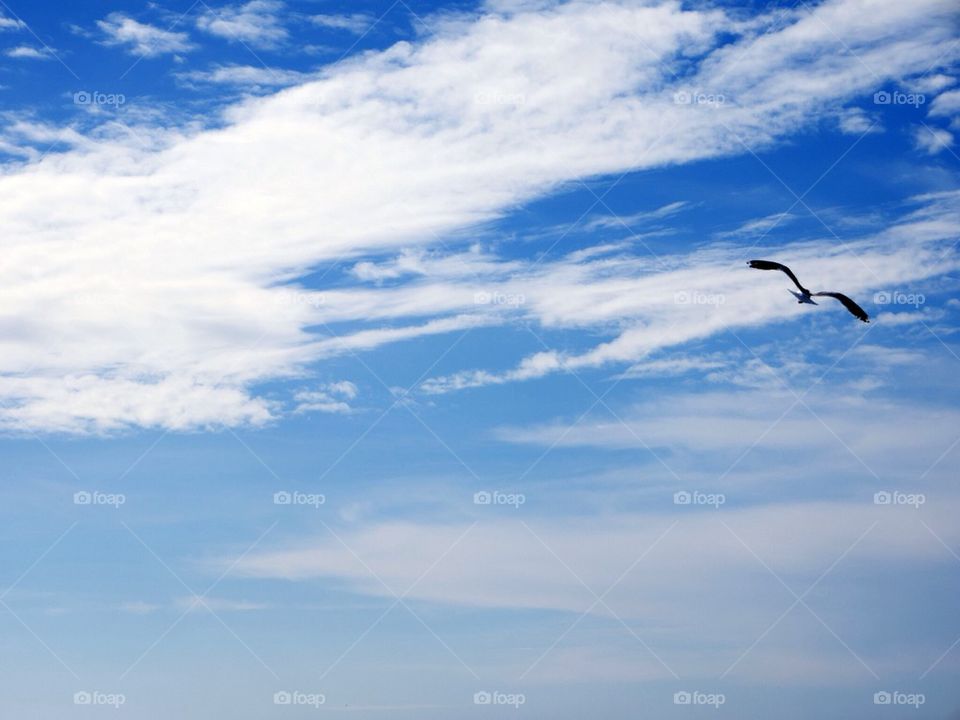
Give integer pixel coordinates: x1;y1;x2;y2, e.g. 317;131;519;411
495;388;960;473
419;195;960;394
96;12;195;57
293;380;358;414
309;13;375;36
582;201;691;232
714;211;797;240
176;63;314;88
231;491;960;681
196;0;288;48
118;597;268;613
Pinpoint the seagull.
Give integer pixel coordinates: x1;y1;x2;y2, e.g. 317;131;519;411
747;260;870;323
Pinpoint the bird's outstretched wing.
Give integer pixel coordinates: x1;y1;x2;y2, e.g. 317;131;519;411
747;260;808;293
812;292;870;323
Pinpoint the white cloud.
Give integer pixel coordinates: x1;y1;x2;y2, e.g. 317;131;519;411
196;0;288;48
231;496;960;680
0;374;274;433
0;14;26;31
614;355;729;379
913;125;954;154
310;13;375;35
177;63;312;88
96;13;195;57
911;73;955;93
5;45;52;60
837;107;880;135
1;0;959;433
872;309;938;326
929;88;960;117
349;246;523;283
294;380;358;414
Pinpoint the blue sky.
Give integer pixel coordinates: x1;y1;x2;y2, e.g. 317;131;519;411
1;0;960;717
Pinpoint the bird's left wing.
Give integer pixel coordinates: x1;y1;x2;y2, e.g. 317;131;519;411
812;292;870;323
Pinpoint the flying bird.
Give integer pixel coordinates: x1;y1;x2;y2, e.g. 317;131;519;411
747;260;870;323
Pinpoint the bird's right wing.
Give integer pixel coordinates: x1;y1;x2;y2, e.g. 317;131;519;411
747;260;807;293
812;292;870;323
